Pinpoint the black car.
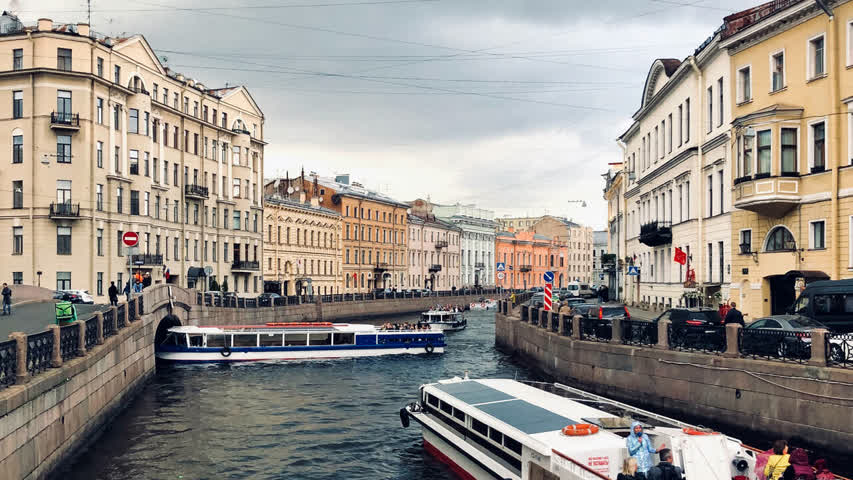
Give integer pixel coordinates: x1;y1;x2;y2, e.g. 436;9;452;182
741;314;845;361
789;279;853;333
257;292;281;306
656;307;725;350
576;304;631;339
54;290;83;304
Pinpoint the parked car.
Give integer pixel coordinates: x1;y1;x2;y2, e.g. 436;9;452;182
789;278;853;332
656;307;724;350
524;292;561;309
257;292;281;306
741;314;848;361
575;303;630;339
54;290;83;303
578;284;596;299
66;289;94;304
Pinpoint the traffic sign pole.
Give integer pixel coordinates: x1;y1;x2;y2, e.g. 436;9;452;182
544;282;552;312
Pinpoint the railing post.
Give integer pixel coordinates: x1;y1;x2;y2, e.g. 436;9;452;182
10;332;28;384
49;325;62;368
572;315;581;340
121;303;129;328
95;312;105;345
76;320;86;356
131;296;139;321
655;318;670;350
809;328;828;367
724;323;741;358
610;317;622;345
558;313;566;335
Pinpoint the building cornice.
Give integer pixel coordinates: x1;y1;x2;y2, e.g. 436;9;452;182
701;131;730;153
720;1;826;54
633;146;698;190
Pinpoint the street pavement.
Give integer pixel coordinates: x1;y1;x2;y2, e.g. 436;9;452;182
0;302;106;339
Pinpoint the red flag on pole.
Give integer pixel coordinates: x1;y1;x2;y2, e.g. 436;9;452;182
674;247;687;265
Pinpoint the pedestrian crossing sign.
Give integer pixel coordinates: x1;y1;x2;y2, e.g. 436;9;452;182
627;266;640;276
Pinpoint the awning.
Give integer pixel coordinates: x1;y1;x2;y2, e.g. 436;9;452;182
188;267;207;278
784;270;829;280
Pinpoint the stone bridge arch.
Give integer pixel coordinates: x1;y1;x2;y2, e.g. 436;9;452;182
140;284;196;348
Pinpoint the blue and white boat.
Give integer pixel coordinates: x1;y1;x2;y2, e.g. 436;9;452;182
420;310;467;332
156;322;445;362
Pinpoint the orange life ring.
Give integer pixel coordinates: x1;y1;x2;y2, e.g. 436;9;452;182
682;427;718;435
561;423;599;436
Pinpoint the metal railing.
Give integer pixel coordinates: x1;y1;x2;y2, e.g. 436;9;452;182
49;202;80;218
435;240;448;248
129;301;137;322
622;320;658;346
579;318;612;342
131;254;164;266
668;324;726;354
196;288;505;308
85;317;98;350
50;111;80;127
116;304;126;329
59;324;80;362
184;184;209;198
827;332;853;368
562;316;573;337
739;328;811;363
27;331;54;375
138;296;145;315
103;309;116;338
0;340;16;390
231;260;260;271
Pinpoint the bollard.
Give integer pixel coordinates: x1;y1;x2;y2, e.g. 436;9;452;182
655;318;671;350
76;320;86;356
48;325;62;368
10;332;28;384
724;323;741;358
95;312;104;345
809;328;828;367
572;315;581;340
610;317;622;345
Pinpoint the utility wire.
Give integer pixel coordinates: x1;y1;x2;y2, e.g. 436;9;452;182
17;0;441;14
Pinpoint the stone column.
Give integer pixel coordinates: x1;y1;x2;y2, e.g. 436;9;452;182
49;325;62;368
95;312;105;345
723;323;742;358
558;314;566;335
131;296;139;322
121;303;129;328
76;320;86;356
572;315;581;340
610;317;622;345
9;332;28;384
809;328;829;367
655;318;671;350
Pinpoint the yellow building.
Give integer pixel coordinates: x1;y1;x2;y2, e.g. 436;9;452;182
722;0;853;318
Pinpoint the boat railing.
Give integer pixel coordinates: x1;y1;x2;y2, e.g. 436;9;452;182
550;449;611;480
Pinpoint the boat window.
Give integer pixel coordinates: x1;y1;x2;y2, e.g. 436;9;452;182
504;436;522;455
453;407;466;422
426;394;439;407
309;333;332;346
233;334;258;347
206;335;227;347
472;418;488;436
259;333;283;347
161;332;182;346
284;333;307;346
333;333;355;345
489;428;503;444
188;335;203;347
440;401;453;415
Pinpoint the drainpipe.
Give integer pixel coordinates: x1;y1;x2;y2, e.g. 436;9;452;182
828;11;841;279
689;55;705;303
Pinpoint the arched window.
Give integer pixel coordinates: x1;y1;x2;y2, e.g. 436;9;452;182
765;226;796;252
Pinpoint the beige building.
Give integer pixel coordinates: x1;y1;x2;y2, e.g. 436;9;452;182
0;16;265;300
407;199;461;290
262;180;342;296
722;0;853;318
497;215;593;284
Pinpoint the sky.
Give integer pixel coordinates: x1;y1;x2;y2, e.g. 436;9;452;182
16;0;755;229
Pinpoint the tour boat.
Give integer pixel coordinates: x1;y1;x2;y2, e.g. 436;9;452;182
400;377;758;480
156;322;445;362
420;310;467;332
469;299;498;311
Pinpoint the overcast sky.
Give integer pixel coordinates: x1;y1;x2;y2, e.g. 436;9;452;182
18;0;754;229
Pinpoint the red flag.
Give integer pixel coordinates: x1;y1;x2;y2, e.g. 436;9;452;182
674;247;687;265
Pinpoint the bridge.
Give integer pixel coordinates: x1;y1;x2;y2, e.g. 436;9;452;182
0;284;504;479
494;300;853;459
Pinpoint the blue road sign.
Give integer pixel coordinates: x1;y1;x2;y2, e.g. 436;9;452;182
543;271;554;283
627;266;640;276
496;262;506;272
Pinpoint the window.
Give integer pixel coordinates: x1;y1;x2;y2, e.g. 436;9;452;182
56;135;71;163
718;170;724;214
667;113;672;153
12;226;22;255
96;229;103;256
113;105;121;129
130;190;139;215
163;87;168;104
12;48;22;70
114;64;121;84
765;226;796;252
233;210;241;230
56;90;71;122
811;121;826;172
96;98;103;124
153;83;158;100
771;51;785;91
57;226;71;254
129;108;138;133
96;57;103;77
56;272;71;291
144;152;150;176
116;187;123;214
12;135;23;163
717;77;724;126
781;128;798;174
808;220;826;250
707;174;713;217
233;179;241;198
129;150;139;175
12;180;23;209
757;130;771;175
739;229;752;254
12;90;22;118
57;48;72;71
684;98;690;142
96;184;103;211
809;35;825;78
707;85;713;132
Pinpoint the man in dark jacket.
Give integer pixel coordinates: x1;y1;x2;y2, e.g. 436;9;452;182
108;281;119;306
724;301;745;327
647;449;683;480
1;283;11;315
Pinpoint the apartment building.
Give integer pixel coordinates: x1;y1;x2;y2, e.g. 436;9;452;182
497;215;593;284
407;199;461;290
494;230;568;289
0;16;265;300
433;202;498;287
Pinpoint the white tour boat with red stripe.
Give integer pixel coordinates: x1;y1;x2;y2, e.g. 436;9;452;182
400;377;758;480
156;322;445;362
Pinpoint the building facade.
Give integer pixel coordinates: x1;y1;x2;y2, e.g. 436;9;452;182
604;167;627;301
494;230;568;289
262;181;342;296
0;16;265;301
407;199;461;290
497;215;593;284
592;230;609;286
433;203;497;287
722;0;853;318
617;30;733;310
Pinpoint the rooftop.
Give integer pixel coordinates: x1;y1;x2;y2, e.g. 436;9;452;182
722;0;804;39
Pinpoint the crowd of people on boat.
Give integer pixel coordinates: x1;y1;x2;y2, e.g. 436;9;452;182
616;425;836;480
431;304;463;312
378;322;433;332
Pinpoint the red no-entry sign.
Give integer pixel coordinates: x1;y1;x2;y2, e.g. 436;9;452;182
122;231;139;247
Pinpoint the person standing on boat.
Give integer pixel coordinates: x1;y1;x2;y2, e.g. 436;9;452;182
618;458;639;480
647;449;683;480
627;421;665;479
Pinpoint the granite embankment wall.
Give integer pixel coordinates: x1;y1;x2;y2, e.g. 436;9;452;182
495;304;853;453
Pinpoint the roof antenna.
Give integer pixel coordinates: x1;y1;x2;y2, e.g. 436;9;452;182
87;0;91;27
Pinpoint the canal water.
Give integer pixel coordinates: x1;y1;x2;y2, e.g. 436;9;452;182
60;310;537;480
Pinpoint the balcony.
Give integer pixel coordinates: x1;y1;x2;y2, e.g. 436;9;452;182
130;86;150;96
50;112;80;130
639;221;672;247
49;202;80;219
231;260;260;272
474;262;485;269
232;127;251;136
733;176;800;217
373;262;390;273
435;240;448;249
184;184;209;199
131;254;163;266
519;264;532;272
739;242;752;254
428;264;442;273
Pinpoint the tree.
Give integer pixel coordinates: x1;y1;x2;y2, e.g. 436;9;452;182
209;278;220;292
221;278;229;293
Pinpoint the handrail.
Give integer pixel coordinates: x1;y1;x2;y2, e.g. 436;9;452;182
550;449;610;480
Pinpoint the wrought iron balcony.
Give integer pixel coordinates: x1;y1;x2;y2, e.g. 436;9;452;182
373;262;390;273
50;112;80;130
434;240;448;249
131;254;163;266
739;242;752;254
733;176;800;217
184;184;209;199
639;221;672;247
519;264;532;272
130;86;150;95
428;264;442;273
474;262;485;269
231;260;260;272
232;127;251;135
49;202;80;219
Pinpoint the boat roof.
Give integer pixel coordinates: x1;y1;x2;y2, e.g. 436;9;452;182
168;323;378;334
425;379;628;456
423;310;461;315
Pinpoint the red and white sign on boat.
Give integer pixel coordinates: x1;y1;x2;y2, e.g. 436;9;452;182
544;283;552;312
122;231;139;247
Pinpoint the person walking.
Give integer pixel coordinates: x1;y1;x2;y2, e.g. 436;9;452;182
764;440;791;480
123;281;131;301
618;457;639;480
627;421;665;479
108;281;119;306
647;449;683;480
724;301;745;327
1;283;11;315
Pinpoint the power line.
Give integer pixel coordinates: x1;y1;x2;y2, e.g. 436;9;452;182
17;0;441;14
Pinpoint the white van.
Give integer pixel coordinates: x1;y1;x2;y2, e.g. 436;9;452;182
566;282;581;297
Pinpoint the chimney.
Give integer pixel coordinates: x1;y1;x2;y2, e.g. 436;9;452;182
299;190;306;204
37;18;53;31
310;196;320;207
77;23;90;37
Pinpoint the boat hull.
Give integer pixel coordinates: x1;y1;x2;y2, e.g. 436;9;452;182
428;323;467;332
156;345;444;363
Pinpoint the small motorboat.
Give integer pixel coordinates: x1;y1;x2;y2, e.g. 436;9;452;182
419;310;467;332
469;298;498;311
